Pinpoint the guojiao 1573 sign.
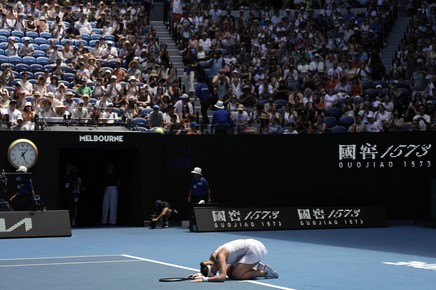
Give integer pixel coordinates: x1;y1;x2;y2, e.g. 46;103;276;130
338;143;432;169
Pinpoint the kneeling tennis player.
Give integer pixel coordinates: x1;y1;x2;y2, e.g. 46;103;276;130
189;239;279;282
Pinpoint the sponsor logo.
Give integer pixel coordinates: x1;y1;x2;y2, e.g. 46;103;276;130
383;261;436;271
79;135;124;142
0;217;33;232
338;143;432;169
297;208;364;227
211;209;282;229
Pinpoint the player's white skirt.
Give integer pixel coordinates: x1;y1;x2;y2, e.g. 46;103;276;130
238;239;268;265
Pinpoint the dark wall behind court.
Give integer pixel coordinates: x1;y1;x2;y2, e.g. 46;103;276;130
0;131;434;226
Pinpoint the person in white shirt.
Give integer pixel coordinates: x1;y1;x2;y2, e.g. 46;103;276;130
75;14;92;35
366;112;383;132
18;38;35;56
233;104;250;134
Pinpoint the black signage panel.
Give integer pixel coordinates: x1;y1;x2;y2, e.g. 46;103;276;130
193;206;387;232
0;210;71;239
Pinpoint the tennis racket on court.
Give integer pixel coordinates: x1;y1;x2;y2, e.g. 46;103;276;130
159;276;193;282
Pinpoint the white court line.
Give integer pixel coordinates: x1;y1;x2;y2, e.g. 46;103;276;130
0;254;296;290
123;254;297;290
0;254;126;261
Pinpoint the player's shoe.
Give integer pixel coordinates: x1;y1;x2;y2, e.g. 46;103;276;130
258;263;279;279
162;223;169;228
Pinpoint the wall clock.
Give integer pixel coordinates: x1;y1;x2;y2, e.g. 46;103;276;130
7;139;39;169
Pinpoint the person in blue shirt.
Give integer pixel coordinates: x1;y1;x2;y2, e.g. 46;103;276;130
9;166;36;211
195;77;212;125
211;100;233;134
187;167;211;204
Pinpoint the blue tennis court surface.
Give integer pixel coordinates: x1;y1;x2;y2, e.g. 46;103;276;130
1;225;435;290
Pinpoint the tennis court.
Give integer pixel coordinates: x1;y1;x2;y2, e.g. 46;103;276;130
1;225;435;290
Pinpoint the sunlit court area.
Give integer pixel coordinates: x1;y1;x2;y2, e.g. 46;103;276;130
1;226;436;290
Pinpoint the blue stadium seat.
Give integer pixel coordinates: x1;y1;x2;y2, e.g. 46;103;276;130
89;98;97;105
38;44;50;51
111;107;122;117
23;56;37;64
44;64;55;71
274;99;288;108
330;125;347;133
0;42;8;49
140;108;153;117
39;32;53;39
34;37;47;45
89;40;98;47
29;63;44;72
81;33;91;41
11;30;24;38
91;28;102;34
36;57;50;65
28;78;37;85
90;34;102;40
8;56;22;64
103;35;115;41
0;29;10;37
33;71;44;79
324;116;337;128
15;63;30;72
131;117;148;128
25;31;39;38
0;49;5;55
0;55;9;63
0;35;7;42
338;116;355;127
61;66;74;73
325;107;341;119
74;39;87;46
63;73;76;82
58;80;71;88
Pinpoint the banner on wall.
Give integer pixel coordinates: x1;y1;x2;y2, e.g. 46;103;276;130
0;210;71;239
192;206;387;232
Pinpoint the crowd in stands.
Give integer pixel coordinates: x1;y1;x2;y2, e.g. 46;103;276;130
0;0;434;134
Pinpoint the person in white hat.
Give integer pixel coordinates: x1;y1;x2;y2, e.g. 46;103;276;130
188;167;211;204
9;166;37;211
212;100;234;134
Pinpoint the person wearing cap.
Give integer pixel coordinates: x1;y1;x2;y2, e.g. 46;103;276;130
9;166;37;211
150;200;178;229
11;116;28;131
5;36;18;56
174;93;193;120
365;112;383;132
188;167;211;204
232;104;250;134
186;121;201;135
72;99;89;123
148;104;164;128
17;71;33;96
101;42;118;60
18;37;35;57
101;103;118;124
212;100;234;135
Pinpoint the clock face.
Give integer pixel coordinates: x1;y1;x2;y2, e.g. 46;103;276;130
8;139;39;169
